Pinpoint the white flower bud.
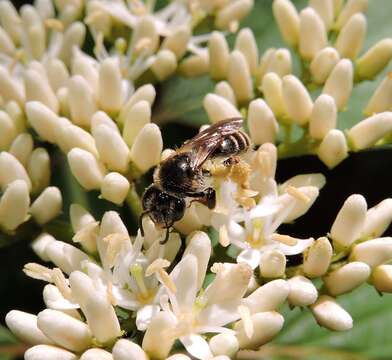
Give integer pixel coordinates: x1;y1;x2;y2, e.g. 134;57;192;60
235;311;284;349
130;16;159;56
37;309;92;352
0;27;15;55
317;129;348;169
261;72;286;118
272;0;300;46
0;1;22;44
5;101;25;133
26;24;46;60
26;101;59;143
25;345;77;360
304;237;333;278
35;0;55;20
60;124;99;157
228;50;254;104
57;87;70;117
70;204;95;233
215;0;254;30
0;152;31;190
335;0;368;30
248;99;279;145
309;94;337;140
283;186;319;223
323;59;353;110
166;355;191;360
5;310;54;345
57;22;86;66
258;48;276;82
98;58;123;114
311;296;353;331
112;339;148;360
203;94;242;124
282;75;313;125
161;25;190;60
71;51;99;94
0;67;25;105
100;211;128;238
122;101;151;147
214;81;237;106
347;112;392;150
28;147;50;194
266;48;292;77
361;199;392;239
208;31;229;80
310;47;340;85
209;333;239;357
46;58;69;92
235;28;259;76
287;275;318;306
324;261;370;296
0;180;30;231
335;13;367;60
371;265;392;293
151;49;177;81
42;284;81;319
299;7;327;60
174;203;204;235
364;74;392;116
0;110;17;151
9;133;33;166
259;249;286;278
32;233;55;261
130;123;162;173
179;52;210;78
91;111;118;134
101;172;130;205
80;349;113;360
356;39;392;80
30;187;62;225
309;0;334;30
350;237;392;267
68;148;107;190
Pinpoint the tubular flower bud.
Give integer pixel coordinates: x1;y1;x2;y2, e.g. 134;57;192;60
335;13;367;60
72;52;99;94
80;349;113;360
5;101;25;133
98;58;123;114
57;22;86;66
32;233;56;262
209;333;239;357
272;0;300;46
323;59;353;110
261;73;287;118
0;27;14;55
59;124;99;157
151;50;177;81
9;133;33;167
324;262;370;296
234;311;284;350
371;265;392;293
248;99;279;145
309;94;337;140
330;194;367;248
259;249;286;278
129;16;159;56
161;25;190;60
91;112;118;134
130;123;162;173
0;152;31;191
203;94;242;124
317;129;348;169
122;101;151;147
335;0;368;31
309;0;334;30
0;1;22;44
25;345;77;360
279;173;326;191
310;47;340;85
349;237;392;267
0;110;17;151
282;75;313;125
304;237;333;278
208;31;229;80
68;148;107;190
42;284;81;319
310;296;353;331
112;339;148;360
361;199;392;239
28;148;50;194
215;0;254;30
356;39;392;80
46;58;69;92
258;48;276;81
347;112;392;150
70;204;95;233
30;187;62;225
299;7;327;61
227;50;254;104
214;81;237;106
235;28;259;76
266;48;292;77
364;74;392;116
0;67;25;105
101;172;130;205
287;276;318;306
179;52;209;78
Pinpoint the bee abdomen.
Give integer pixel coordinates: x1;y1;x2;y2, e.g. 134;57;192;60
213;131;250;157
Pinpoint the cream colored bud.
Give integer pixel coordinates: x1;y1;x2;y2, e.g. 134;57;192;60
248;99;279;145
335;0;368;30
309;94;337;140
0;152;31;190
0;1;22;44
361;199;392;239
30;187;62;225
214;81;237;106
215;0;254;30
0;110;17;151
356;39;392;80
310;47;340;85
166;355;191;360
70;205;97;254
70;204;95;233
258;49;276;82
317;129;348;168
57;87;70;117
324;261;370;296
304;237;333;278
57;22;86;66
228;50;254;104
311;296;353;331
151;49;177;81
101;172;130;205
282;75;313;125
91;111;118;134
209;333;239;357
20;4;41;28
0;67;25;105
122;101;151;147
208;31;229;80
0;180;30;231
162;25;190;60
309;0;334;30
280;173;326;191
5;310;53;345
299;7;327;60
330;194;367;247
350;237;392;267
130;16;159;56
179;52;209;78
174;203;204;235
347;112;392;150
100;211;128;238
35;0;55;19
235;311;284;349
287;275;318;306
112;339;148;360
71;52;99;94
42;283;81;319
26;101;59;143
5;101;25;133
335;13;367;60
130;123;162;173
261;72;286;118
235;28;258;76
37;309;92;352
32;233;55;261
68;148;106;190
9;133;33;166
60;124;99;157
28;147;50;194
371;265;392;293
266;48;292;77
273;0;300;46
364;74;392;116
203;93;241;124
25;345;77;360
27;24;46;60
259;249;286;278
0;27;15;55
98;58;123;114
80;349;113;360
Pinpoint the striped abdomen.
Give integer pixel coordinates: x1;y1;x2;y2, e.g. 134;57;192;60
212;131;250;158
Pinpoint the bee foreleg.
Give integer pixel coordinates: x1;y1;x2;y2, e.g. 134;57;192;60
187;188;216;209
223;156;240;167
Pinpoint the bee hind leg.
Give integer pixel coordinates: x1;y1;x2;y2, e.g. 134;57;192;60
188;188;216;209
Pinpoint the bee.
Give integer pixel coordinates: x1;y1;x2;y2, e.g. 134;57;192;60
140;118;251;244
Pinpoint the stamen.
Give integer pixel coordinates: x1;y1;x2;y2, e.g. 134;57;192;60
23;263;53;282
238;305;254;339
145;258;170;277
51;268;72;300
219;224;230;247
103;233;129;268
44;18;64;32
210;262;224;274
286;186;310;203
146;258;177;293
106;282;117;306
158;268;177;294
271;233;298;246
130;264;149;298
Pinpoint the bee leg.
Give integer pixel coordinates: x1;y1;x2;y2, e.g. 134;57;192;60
223;156;239;167
188;188;216;209
160;227;171;245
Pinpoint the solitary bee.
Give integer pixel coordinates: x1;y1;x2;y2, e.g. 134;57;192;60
140;118;251;243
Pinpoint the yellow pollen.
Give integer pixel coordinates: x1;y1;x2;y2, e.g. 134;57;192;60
219;224;230;247
230;160;251;189
271;233;298;246
286;186;310;203
23;263;53;282
44;18;64;32
238;305;253;339
51;268;72;300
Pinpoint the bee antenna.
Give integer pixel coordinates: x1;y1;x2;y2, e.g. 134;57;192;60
139;212;148;237
160;227;170;245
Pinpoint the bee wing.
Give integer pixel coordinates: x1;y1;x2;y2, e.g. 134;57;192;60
179;118;244;169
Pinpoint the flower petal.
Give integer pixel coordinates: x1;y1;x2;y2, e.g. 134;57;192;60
237;249;261;269
180;334;213;360
136;305;160;331
278;237;314;256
